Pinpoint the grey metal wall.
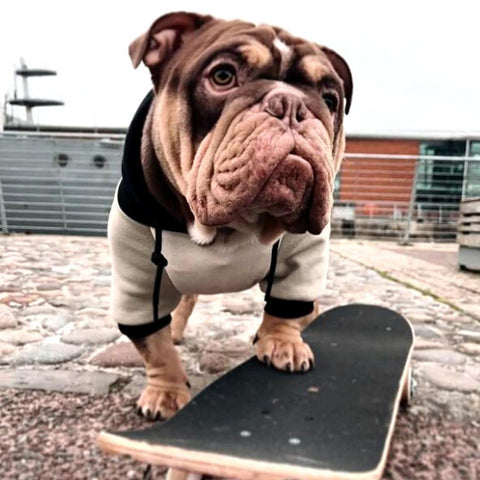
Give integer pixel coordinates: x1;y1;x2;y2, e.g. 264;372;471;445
0;132;123;235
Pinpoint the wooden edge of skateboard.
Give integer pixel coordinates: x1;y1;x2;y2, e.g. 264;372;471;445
98;430;380;480
370;315;416;480
97;315;416;480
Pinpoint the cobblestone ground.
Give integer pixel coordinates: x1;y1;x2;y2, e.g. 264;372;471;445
0;234;479;479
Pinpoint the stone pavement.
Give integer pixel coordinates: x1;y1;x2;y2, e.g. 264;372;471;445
1;234;479;477
331;240;480;319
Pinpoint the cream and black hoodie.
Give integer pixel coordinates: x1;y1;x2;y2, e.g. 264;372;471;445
108;92;330;338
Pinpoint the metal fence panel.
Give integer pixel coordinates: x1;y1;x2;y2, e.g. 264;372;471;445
0;134;122;235
333;153;480;242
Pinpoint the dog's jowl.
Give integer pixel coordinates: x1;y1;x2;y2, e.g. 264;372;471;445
108;11;353;420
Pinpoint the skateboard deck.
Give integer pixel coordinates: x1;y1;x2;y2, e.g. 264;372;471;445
98;304;414;480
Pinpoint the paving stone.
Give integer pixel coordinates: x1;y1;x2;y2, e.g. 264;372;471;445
464;364;480;380
405;314;435;323
413;349;467;365
403;312;435;323
189;374;218;397
414;339;445;350
421;365;480;393
414;325;443;340
51;265;74;275
94;276;111;287
122;374;145;397
1;293;41;306
20;304;58;317
0;329;43;345
199;352;233;374
0;285;20;293
61;327;120;345
459;343;480;355
0;368;120;395
42;315;72;332
36;283;62;291
29;298;46;306
0;341;15;357
442;314;474;325
89;342;143;367
205;338;253;357
0;305;17;329
6;341;85;365
75;318;116;329
77;307;108;317
457;330;480;342
220;297;262;315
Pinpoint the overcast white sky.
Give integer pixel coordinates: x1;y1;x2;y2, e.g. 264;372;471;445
1;0;479;134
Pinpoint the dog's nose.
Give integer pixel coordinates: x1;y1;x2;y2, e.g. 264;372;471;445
264;93;308;125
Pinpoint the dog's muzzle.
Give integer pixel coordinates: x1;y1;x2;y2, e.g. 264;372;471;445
188;88;335;235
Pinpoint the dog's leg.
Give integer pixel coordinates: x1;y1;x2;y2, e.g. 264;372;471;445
297;298;320;331
132;325;191;420
171;294;198;344
254;301;319;372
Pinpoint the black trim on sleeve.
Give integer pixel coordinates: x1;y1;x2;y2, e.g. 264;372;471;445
118;315;172;339
264;297;314;319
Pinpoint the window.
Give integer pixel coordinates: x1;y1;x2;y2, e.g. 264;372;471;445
416;140;467;221
466;141;480;197
54;153;70;167
333;174;341;200
92;155;107;169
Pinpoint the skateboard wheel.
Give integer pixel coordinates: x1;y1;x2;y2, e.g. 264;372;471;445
400;366;413;407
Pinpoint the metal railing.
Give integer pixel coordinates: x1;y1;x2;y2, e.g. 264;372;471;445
333;153;480;242
0;133;122;235
0;132;479;240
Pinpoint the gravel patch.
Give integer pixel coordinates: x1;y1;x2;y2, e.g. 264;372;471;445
0;389;165;480
385;412;479;479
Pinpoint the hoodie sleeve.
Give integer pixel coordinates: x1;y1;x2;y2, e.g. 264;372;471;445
108;186;182;331
260;223;330;318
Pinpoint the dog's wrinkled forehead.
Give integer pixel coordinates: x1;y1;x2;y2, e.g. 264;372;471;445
164;21;345;101
183;22;301;74
130;13;352;114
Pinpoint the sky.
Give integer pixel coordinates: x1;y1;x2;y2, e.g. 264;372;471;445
1;0;479;134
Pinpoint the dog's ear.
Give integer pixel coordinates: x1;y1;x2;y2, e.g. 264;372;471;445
129;12;213;70
320;47;353;115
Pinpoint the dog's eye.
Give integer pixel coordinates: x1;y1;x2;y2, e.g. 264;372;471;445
210;64;237;89
323;93;339;113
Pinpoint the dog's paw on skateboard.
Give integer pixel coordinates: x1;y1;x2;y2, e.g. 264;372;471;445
255;335;314;372
254;313;315;372
137;383;191;420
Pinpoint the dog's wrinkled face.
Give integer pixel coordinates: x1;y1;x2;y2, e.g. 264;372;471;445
130;12;352;243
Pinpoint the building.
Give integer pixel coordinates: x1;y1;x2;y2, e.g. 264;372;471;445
334;132;480;240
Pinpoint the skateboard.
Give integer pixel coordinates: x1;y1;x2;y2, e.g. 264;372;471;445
98;304;414;480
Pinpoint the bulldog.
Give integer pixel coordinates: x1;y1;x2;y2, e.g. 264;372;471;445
108;11;352;420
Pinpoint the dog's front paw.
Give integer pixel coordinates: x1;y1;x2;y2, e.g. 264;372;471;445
137;382;191;420
255;335;314;373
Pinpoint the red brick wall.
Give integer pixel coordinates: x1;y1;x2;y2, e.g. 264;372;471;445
339;138;420;216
